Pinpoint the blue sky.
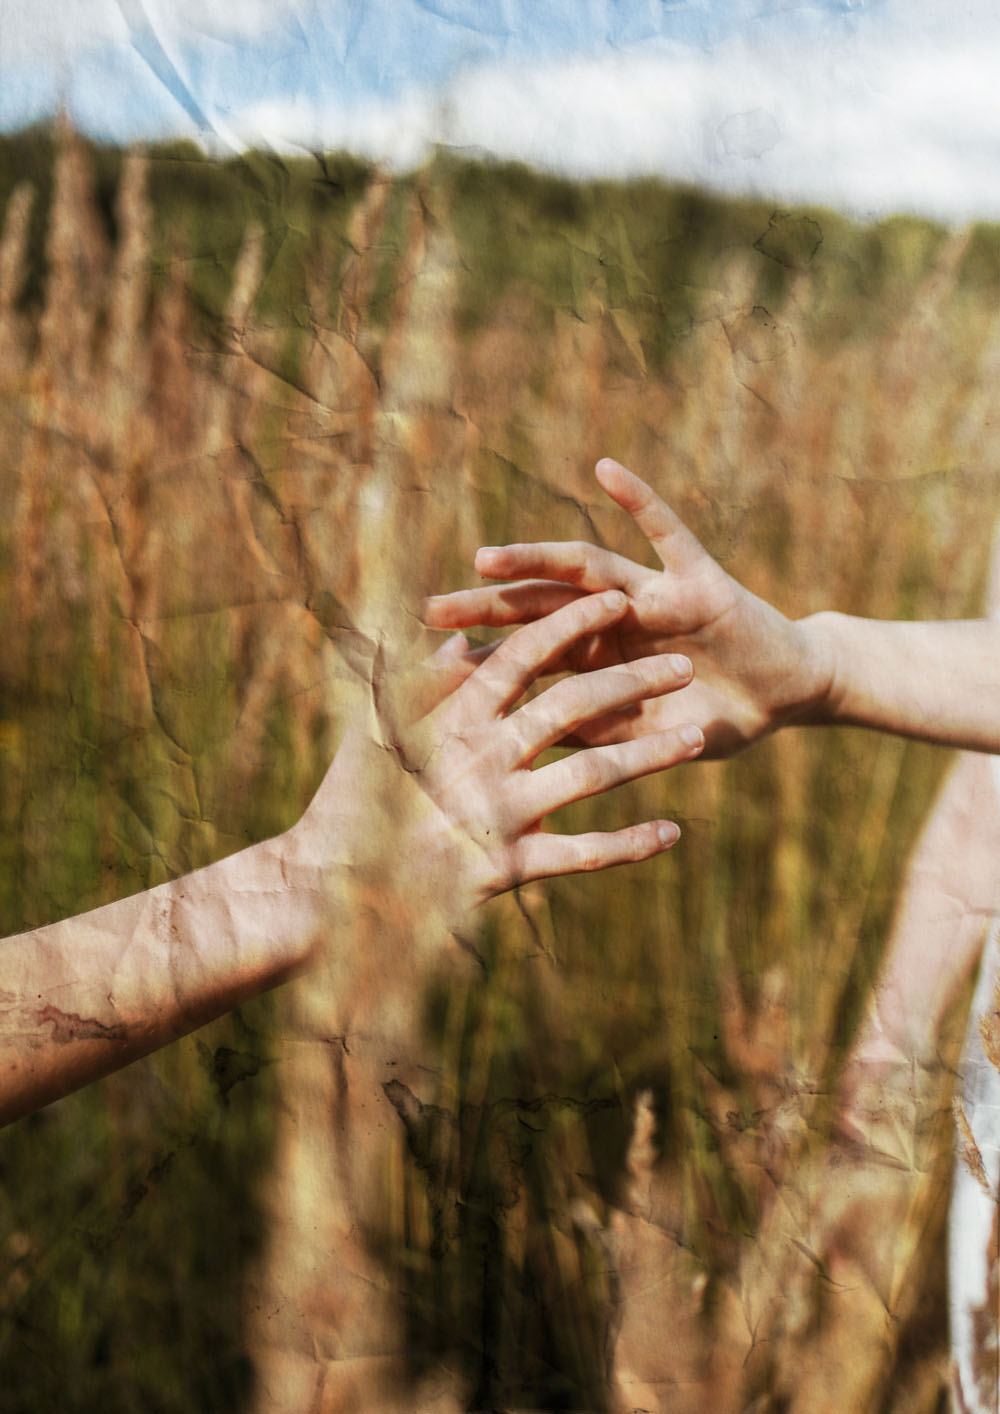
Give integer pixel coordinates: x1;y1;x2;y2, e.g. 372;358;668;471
2;1;999;221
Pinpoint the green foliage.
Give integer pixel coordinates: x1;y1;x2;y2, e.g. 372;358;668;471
1;125;998;1409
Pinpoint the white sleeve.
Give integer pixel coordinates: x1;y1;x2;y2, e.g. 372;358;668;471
949;914;1000;1407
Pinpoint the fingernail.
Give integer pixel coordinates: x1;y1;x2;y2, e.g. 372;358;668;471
680;724;704;750
658;822;680;846
669;654;692;677
602;590;627;611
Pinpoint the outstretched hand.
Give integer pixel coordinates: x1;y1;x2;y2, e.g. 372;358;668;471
295;588;704;931
425;459;834;758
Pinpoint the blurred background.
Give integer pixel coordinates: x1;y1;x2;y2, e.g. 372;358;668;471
3;3;1000;1409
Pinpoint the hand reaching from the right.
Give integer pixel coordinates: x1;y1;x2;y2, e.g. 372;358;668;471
426;459;834;758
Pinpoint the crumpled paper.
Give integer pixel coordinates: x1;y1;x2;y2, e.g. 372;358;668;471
3;33;1000;1411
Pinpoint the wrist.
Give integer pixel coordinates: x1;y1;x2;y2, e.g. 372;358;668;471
792;610;844;727
285;746;481;953
267;823;331;968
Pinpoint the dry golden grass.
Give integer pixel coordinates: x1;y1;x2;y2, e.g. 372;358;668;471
2;128;1000;1411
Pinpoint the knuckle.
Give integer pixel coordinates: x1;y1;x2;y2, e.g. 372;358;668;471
503;709;537;760
562;543;596;582
628;658;663;692
496;633;536;677
574;752;608;795
577;841;602;872
541;676;578;718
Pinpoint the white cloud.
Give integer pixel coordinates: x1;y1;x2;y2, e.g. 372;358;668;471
4;1;1000;221
236;89;433;168
0;0;302;67
234;24;1000;222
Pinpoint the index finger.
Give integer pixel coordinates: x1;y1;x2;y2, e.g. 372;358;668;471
595;458;709;576
453;590;630;720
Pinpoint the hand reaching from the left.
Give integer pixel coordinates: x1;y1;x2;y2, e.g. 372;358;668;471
296;588;704;928
1;589;702;1125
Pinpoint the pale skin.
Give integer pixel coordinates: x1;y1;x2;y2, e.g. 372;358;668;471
0;588;705;1129
427;458;1000;1408
426;456;1000;1101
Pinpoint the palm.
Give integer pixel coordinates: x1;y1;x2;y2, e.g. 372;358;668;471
546;586;791;756
426;460;830;759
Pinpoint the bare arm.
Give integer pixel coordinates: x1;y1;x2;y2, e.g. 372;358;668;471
804;612;1000;751
427;458;1000;756
0;829;322;1125
0;594;703;1126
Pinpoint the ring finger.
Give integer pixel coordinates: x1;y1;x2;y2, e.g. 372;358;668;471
506;652;693;761
521;724;705;822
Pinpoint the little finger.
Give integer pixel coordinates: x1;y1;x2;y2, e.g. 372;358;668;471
512;819;681;883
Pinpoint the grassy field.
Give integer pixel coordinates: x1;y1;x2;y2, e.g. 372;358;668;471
1;125;999;1410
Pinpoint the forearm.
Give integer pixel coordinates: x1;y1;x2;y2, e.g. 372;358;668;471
0;729;480;1127
800;612;1000;752
0;828;328;1126
0;595;704;1127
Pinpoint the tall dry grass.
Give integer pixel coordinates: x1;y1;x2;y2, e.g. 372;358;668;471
2;130;1000;1410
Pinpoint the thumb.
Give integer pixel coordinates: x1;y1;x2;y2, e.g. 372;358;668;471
409;632;479;718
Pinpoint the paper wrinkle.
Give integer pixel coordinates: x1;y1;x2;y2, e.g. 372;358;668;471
117;0;226;145
4;122;1000;1412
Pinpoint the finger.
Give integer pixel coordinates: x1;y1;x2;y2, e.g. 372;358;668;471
514;819;680;883
595;458;710;576
432;630;471;663
507;653;693;761
524;724;705;820
408;633;478;718
424;580;583;629
473;540;650;595
454;590;630;719
557;704;642;749
461;640;500;665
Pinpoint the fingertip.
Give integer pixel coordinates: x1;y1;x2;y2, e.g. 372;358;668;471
657;821;680;848
421;594;448;625
474;545;501;570
594;457;622;489
595;456;637;485
600;588;628;614
679;724;705;757
595;458;645;511
434;630;469;661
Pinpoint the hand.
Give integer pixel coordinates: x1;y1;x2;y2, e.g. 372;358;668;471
425;459;834;758
294;589;705;927
256;600;701;1412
